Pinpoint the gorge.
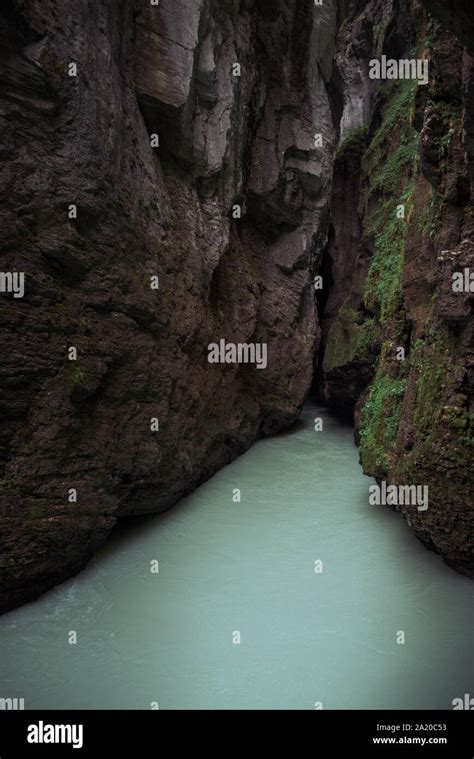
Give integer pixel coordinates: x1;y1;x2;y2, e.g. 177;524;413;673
0;0;472;625
1;404;474;709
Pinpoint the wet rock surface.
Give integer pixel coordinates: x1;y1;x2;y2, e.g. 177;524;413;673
0;0;340;612
1;0;472;613
318;0;473;576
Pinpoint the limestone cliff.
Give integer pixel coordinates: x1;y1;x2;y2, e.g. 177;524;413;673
0;0;340;612
319;0;473;576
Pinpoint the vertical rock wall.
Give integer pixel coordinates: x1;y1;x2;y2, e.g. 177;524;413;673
0;0;340;612
319;0;474;576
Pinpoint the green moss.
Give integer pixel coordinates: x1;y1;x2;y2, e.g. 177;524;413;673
409;337;473;458
359;373;408;474
362;78;418;184
364;195;412;324
364;225;403;321
409;337;428;369
355;317;379;361
392;330;474;485
361;79;419;326
68;365;86;390
409;338;448;437
323;308;379;372
336;125;368;161
417;186;440;239
372;139;418;194
426;99;461;127
353;38;472;502
423;100;462;175
322;313;356;371
460;414;474;449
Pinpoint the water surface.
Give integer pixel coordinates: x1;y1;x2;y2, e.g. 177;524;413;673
1;404;473;709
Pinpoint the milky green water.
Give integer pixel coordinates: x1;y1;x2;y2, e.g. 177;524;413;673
1;404;473;709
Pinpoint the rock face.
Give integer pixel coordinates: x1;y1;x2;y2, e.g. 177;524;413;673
319;0;474;576
1;0;472;614
0;0;340;612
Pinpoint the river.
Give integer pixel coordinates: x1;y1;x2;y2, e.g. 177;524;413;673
1;403;473;709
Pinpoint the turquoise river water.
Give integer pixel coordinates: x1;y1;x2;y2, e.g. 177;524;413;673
1;404;473;709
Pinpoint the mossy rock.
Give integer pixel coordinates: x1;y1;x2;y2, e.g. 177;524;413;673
359;373;408;476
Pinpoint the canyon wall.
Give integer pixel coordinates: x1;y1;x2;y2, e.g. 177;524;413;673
319;0;474;576
0;0;341;612
1;0;472;614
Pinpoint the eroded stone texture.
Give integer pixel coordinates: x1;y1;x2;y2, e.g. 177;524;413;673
319;0;474;576
0;0;339;612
